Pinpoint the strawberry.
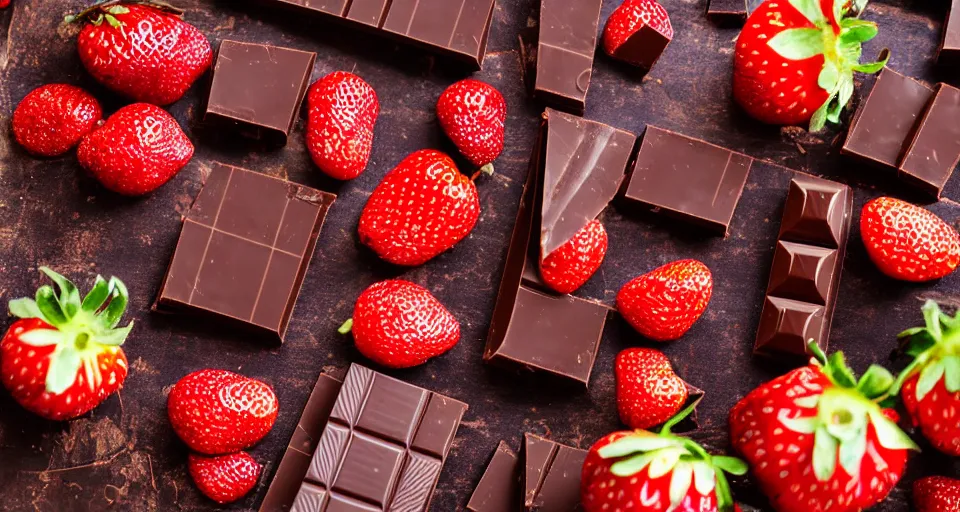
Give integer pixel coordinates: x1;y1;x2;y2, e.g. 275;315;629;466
340;280;459;368
733;0;886;131
914;476;960;512
306;71;380;180
729;343;918;512
601;0;674;68
167;369;279;455
539;219;608;294
12;84;102;157
0;1;9;8
616;347;692;430
436;79;506;172
582;403;748;512
358;149;481;266
188;452;262;504
860;197;960;282
891;301;960;455
1;268;132;421
77;103;194;196
616;259;713;342
66;1;212;106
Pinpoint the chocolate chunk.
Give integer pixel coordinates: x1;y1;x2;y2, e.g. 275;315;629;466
155;162;336;342
607;22;672;70
940;0;960;65
205;40;316;146
706;0;748;25
466;441;522;512
898;83;960;198
521;434;585;511
620;125;753;236
754;175;852;361
533;0;603;114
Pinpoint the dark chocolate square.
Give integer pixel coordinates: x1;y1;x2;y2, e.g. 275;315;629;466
778;177;846;248
898;83;960;198
940;0;960;65
610;24;671;70
191;230;272;320
291;482;327;511
754;296;825;359
411;394;467;458
534;0;603;114
355;374;427;445
325;493;380;511
522;434;586;511
707;0;748;25
767;241;837;305
332;433;404;507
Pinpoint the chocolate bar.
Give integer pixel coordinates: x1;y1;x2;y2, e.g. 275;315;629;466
897;83;960;198
466;441;522;512
706;0;748;25
286;364;467;511
522;434;585;511
533;0;603;114
155;162;336;342
940;0;960;65
620;125;753;236
754;175;852;361
261;0;495;70
205;40;316;145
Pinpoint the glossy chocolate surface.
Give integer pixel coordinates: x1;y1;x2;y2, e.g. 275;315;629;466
533;0;603;114
521;434;585;511
940;0;960;65
466;441;522;512
610;25;671;69
898;83;960;197
706;0;748;25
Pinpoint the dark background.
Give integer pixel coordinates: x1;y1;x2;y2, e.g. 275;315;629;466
1;0;958;510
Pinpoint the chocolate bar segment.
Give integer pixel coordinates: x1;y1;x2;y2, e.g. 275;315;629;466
155;162;336;342
466;441;522;512
533;0;603;114
706;0;747;25
522;434;585;511
608;23;672;69
621;126;752;236
940;0;960;65
205;40;316;145
754;175;852;361
898;83;960;198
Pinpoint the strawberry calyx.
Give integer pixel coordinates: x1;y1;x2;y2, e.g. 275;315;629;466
7;267;133;395
597;398;748;511
892;300;960;402
338;319;354;334
769;0;888;131
64;0;184;27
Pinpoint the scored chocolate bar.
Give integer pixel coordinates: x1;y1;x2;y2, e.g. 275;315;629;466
466;441;522;512
897;83;960;198
533;0;603;114
522;434;585;511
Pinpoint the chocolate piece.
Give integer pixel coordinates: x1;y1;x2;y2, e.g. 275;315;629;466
155;162;336;342
621;125;753;236
522;434;585;511
260;374;343;512
533;0;603;114
263;0;495;70
898;83;960;198
288;364;467;511
754;175;852;361
205;40;316;145
706;0;748;25
608;23;672;70
466;441;522;512
842;68;934;170
939;0;960;65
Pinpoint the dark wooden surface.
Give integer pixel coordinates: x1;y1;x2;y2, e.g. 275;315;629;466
1;0;959;510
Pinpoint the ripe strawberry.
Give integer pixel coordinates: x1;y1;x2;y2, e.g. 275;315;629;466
188;452;262;504
539;219;607;294
733;0;886;131
358;149;480;266
1;268;132;421
67;1;212;105
339;280;460;368
860;197;960;282
582;403;748;512
12;84;102;157
729;343;917;512
168;369;279;455
616;259;712;342
77;103;194;196
616;348;692;430
436;78;506;172
601;0;673;68
0;0;9;9
306;71;380;180
914;476;960;512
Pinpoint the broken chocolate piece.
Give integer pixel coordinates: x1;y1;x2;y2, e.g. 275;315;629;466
940;0;960;65
898;83;960;198
467;441;522;512
522;434;585;511
533;0;603;114
706;0;748;25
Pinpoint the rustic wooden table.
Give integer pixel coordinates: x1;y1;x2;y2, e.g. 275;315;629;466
1;0;958;510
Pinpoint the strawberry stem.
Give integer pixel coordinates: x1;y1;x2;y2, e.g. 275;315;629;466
338;319;354;334
64;0;184;24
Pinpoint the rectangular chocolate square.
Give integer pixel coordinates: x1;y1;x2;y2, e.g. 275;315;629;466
466;441;522;512
707;0;748;25
940;0;960;65
533;0;603;114
621;125;753;236
608;24;671;70
898;83;960;198
522;434;585;511
155;162;336;343
205;40;316;146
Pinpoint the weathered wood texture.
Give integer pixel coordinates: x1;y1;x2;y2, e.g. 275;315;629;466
0;0;958;510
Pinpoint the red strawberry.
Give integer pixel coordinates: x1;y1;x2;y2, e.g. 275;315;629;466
339;280;460;368
12;84;102;157
616;348;692;430
539;219;608;294
582;404;748;512
0;1;10;9
358;149;481;266
1;268;132;421
860;197;960;282
306;71;380;180
616;259;712;342
601;0;673;68
733;0;886;130
436;78;506;171
67;1;212;105
77;103;194;196
914;476;960;512
729;343;917;512
167;369;278;455
188;452;262;504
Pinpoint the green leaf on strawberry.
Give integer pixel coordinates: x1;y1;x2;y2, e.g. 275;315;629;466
893;300;960;399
